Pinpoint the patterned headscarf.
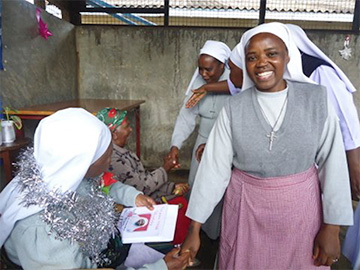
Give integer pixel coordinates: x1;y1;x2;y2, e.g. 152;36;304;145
96;107;127;132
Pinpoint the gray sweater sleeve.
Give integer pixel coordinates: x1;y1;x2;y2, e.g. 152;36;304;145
4;213;96;270
171;95;199;149
316;98;353;225
109;181;142;207
125;259;167;270
186;108;233;223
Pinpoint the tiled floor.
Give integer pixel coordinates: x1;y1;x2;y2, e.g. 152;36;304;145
168;169;354;270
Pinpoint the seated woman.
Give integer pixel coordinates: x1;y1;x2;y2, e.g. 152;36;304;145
96;107;189;202
0;108;189;269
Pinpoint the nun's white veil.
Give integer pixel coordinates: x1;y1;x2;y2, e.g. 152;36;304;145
0;108;111;246
185;40;231;95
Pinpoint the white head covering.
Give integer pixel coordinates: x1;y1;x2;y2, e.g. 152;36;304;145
229;42;243;69
286;23;356;93
231;22;314;91
185;40;231;95
0;108;111;246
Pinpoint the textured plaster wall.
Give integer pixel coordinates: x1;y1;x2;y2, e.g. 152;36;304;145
0;0;77;111
76;26;360;168
76;26;242;167
1;2;359;169
305;31;360;105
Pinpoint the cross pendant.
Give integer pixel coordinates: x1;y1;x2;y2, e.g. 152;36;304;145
266;131;277;151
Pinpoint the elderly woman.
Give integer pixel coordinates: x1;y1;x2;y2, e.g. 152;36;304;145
167;40;231;240
181;22;353;269
0;108;189;269
96;107;189;202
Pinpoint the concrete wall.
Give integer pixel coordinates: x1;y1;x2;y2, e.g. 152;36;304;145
0;0;77;113
76;26;360;168
76;26;244;168
1;1;359;169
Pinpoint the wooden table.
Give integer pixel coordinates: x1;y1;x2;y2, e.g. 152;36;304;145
6;99;145;158
0;137;31;184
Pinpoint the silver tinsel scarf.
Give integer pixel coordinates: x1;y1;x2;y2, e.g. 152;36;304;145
14;147;119;265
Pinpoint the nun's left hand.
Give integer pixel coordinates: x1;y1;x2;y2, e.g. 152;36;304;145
346;148;360;201
195;143;206;162
312;224;340;266
135;194;156;210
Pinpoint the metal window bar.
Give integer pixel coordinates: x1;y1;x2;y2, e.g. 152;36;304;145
87;0;157;25
80;0;167;25
353;0;360;31
61;0;360;32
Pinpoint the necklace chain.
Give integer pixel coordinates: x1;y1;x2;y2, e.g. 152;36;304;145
257;91;288;151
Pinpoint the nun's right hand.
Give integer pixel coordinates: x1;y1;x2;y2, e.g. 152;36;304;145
164;247;190;270
168;146;180;168
180;221;201;266
135;194;156;210
185;86;207;108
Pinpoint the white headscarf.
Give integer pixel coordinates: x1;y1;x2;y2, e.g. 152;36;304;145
231;22;314;91
286;23;356;93
185;40;231;95
229;42;243;69
0;108;111;246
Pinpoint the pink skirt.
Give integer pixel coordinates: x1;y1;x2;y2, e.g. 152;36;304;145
219;165;329;270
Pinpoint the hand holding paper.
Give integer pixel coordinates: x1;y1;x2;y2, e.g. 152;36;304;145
118;204;178;244
135;194;156;210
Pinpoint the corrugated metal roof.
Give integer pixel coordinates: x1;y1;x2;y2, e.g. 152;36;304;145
103;0;355;14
